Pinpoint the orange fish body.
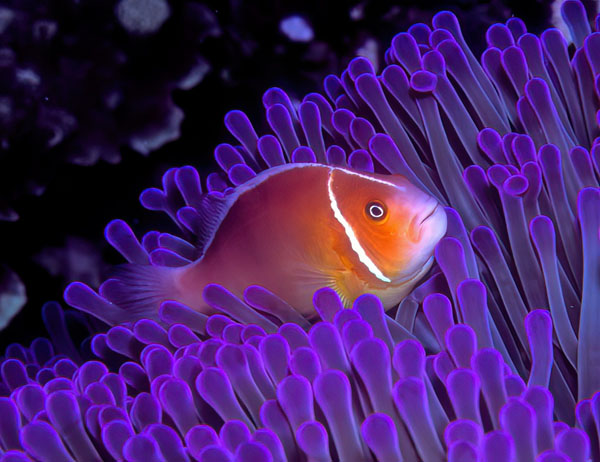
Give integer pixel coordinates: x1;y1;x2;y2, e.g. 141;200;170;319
170;163;447;316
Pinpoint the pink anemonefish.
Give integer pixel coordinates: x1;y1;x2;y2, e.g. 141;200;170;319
112;163;447;318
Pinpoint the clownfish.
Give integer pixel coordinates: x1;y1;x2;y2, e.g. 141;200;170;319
110;164;447;318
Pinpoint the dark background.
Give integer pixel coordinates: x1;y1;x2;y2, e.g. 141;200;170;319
0;0;565;349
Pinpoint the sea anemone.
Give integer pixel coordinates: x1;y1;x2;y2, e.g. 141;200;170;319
68;0;599;400
0;0;527;339
0;294;596;461
3;0;600;460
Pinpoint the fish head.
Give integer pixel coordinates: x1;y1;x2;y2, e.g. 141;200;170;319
329;168;447;285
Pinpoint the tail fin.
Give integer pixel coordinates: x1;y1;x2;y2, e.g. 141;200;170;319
99;263;183;321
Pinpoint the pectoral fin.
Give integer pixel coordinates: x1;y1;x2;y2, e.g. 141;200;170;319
293;262;365;309
329;269;366;308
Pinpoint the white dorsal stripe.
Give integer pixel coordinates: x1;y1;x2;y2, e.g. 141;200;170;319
337;167;406;191
327;171;392;283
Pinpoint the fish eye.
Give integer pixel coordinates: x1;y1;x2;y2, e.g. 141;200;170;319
366;201;387;221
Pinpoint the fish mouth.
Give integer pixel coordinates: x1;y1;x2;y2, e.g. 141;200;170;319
408;200;444;243
418;203;440;226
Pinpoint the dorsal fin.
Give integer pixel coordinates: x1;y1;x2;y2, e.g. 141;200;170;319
195;192;234;256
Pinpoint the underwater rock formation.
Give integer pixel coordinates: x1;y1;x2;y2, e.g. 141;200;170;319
0;0;220;220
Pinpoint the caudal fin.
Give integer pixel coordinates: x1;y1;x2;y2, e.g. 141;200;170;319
65;263;183;325
106;263;182;312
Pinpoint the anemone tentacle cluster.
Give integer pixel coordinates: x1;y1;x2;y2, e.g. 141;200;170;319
0;293;596;461
2;0;600;460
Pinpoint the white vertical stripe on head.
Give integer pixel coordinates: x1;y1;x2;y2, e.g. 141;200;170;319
327;171;391;283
